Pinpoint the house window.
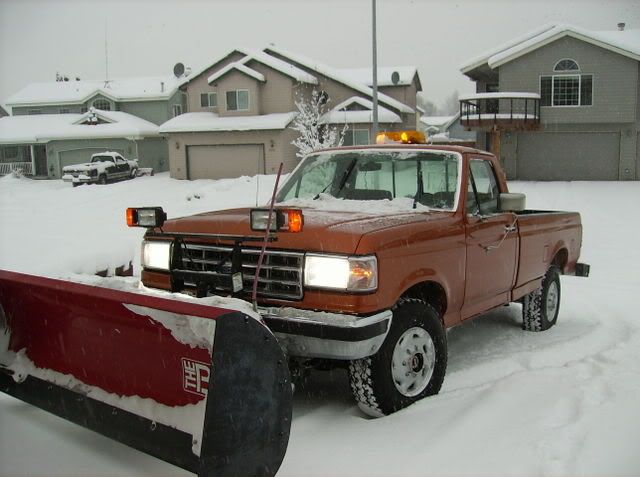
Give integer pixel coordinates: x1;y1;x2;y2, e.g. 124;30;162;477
28;109;41;115
200;92;217;108
172;104;183;117
554;59;579;72
343;129;370;146
2;146;19;161
540;74;593;107
59;108;70;114
226;90;249;111
92;99;111;111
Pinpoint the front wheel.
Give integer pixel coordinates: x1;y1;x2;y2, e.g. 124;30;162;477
348;299;447;417
98;174;107;185
522;266;561;331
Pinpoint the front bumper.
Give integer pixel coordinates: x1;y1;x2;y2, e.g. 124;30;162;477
62;173;96;184
260;306;392;360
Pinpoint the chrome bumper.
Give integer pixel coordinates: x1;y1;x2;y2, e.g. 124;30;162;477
259;307;392;361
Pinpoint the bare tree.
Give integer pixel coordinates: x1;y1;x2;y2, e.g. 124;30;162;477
440;90;460;115
290;90;346;159
417;93;439;116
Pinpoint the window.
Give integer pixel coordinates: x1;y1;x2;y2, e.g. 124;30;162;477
554;59;579;72
28;109;41;115
2;146;19;161
200;92;217;108
92;99;111;111
59;108;70;114
343;129;370;146
226;90;249;111
467;159;500;215
172;104;183;117
540;74;593;107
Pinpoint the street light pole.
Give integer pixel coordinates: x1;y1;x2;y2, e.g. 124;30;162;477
371;0;379;141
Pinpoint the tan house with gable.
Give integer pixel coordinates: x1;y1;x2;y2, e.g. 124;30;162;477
160;47;421;180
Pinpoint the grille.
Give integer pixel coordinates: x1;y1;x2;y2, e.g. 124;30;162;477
178;244;304;300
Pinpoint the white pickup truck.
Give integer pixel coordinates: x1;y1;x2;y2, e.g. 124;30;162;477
62;151;138;186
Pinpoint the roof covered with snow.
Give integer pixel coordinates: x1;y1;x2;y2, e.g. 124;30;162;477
6;76;182;107
420;115;456;128
461;23;640;74
0;109;160;144
337;67;418;87
207;62;266;83
263;46;415;114
321;97;401;124
159;111;297;133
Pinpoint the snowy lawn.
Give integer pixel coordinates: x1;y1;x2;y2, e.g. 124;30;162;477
0;174;639;476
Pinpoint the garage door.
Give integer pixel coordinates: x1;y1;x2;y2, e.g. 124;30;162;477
187;145;265;180
59;148;125;170
516;132;620;181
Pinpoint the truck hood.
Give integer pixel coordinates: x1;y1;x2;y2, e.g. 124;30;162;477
160;206;451;255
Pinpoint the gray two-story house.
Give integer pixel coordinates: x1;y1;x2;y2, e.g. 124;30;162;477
1;76;185;178
459;23;639;181
160;47;421;180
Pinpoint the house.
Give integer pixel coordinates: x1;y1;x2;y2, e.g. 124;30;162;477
459;23;640;181
1;75;186;177
0;109;163;177
420;113;477;147
160;47;421;180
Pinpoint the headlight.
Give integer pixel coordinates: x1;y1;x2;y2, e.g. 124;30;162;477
304;254;377;292
141;240;172;271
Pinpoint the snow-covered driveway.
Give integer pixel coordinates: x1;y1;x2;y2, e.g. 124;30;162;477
0;175;638;476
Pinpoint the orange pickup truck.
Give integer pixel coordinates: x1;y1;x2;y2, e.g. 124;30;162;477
135;143;589;416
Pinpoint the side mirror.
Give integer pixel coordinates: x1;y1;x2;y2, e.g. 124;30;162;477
499;193;526;212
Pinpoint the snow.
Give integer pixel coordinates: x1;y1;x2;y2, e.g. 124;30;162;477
420;115;456;127
320;96;402;124
0;110;159;144
159;111;297;133
1;175;640;476
461;23;640;73
238;49;318;84
206;61;266;84
459;92;541;101
337;66;418;87
263;46;415;114
6;76;181;107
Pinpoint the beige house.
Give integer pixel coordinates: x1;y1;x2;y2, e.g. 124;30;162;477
160;47;421;180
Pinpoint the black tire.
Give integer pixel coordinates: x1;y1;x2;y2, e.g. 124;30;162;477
98;174;107;185
130;168;138;179
348;298;447;417
522;266;561;332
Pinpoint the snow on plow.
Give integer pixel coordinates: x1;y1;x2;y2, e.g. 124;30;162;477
0;270;292;477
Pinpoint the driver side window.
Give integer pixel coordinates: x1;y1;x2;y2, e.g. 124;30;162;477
467;159;500;215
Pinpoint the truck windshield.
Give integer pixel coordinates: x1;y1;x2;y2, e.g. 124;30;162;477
277;150;460;211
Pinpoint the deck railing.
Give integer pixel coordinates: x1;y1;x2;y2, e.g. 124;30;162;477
0;162;34;176
460;92;541;130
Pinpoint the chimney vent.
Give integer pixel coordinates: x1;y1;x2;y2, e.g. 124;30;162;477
618;22;625;31
161;81;165;92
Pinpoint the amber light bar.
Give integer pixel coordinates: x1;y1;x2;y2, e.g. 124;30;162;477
376;130;426;144
126;207;167;228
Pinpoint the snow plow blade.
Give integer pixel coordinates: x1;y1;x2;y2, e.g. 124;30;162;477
0;270;292;477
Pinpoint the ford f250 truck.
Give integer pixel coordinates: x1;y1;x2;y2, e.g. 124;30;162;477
62;151;138;186
131;139;589;417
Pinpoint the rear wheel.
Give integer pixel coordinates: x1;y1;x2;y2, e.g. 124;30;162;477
130;168;138;179
348;299;447;417
522;266;561;331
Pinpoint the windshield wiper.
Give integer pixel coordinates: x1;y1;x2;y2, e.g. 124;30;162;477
313;158;357;200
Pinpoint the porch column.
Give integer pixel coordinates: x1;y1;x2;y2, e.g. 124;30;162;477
30;144;35;176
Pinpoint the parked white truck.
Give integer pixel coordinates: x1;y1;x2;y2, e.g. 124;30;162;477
62;151;138;186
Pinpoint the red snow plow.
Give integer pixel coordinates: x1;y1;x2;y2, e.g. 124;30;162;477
0;270;292;477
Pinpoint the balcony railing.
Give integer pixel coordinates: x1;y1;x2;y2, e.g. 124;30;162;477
460;92;541;131
0;162;34;176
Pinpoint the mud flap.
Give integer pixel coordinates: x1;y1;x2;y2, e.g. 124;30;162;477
0;270;292;477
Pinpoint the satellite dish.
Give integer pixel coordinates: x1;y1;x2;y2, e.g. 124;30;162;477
391;71;400;85
173;62;185;77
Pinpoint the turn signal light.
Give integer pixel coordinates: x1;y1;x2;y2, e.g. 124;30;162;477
376;130;426;144
126;207;167;228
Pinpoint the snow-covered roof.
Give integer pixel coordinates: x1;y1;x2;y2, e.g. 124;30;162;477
207;62;266;83
461;23;640;74
263;46;414;114
458;92;541;101
320;96;401;124
0;110;160;144
337;67;418;87
238;49;318;84
420;115;456;128
159;112;297;133
6;76;181;107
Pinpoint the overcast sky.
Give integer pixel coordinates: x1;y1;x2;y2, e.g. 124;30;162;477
1;0;638;111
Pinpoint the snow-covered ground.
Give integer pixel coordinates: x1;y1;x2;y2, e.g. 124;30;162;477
1;174;639;476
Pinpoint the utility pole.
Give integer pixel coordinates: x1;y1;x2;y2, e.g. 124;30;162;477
371;0;379;140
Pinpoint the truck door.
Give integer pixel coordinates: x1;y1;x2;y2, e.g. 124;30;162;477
462;158;518;319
